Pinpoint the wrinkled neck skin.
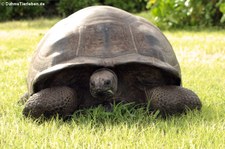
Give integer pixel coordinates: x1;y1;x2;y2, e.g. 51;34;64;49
89;68;118;100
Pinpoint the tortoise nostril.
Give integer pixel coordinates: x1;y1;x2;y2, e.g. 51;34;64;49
105;80;111;86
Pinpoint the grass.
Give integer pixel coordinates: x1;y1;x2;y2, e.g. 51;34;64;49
0;17;225;148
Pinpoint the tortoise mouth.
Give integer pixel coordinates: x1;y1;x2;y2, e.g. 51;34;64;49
91;89;114;99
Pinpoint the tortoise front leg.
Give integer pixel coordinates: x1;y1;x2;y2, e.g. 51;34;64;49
23;86;79;119
145;86;202;117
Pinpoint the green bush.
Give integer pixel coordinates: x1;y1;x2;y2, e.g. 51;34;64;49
0;0;147;21
103;0;147;13
57;0;100;17
218;0;225;23
1;0;223;29
147;0;225;28
57;0;147;16
0;0;13;21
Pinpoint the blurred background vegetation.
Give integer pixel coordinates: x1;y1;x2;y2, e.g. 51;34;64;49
0;0;224;29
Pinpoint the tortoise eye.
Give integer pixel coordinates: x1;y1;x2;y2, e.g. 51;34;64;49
90;82;95;87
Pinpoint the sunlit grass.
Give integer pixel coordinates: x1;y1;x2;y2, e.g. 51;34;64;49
0;18;224;148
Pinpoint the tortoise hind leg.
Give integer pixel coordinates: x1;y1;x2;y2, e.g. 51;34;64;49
23;86;79;119
145;86;202;117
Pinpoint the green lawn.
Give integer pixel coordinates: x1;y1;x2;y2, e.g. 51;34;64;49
0;18;225;148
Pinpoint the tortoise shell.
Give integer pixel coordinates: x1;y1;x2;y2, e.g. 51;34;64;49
27;6;181;95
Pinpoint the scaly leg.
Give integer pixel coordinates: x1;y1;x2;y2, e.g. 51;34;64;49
23;86;78;119
145;86;202;117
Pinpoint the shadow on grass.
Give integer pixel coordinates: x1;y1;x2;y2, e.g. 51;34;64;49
23;102;208;130
71;102;159;125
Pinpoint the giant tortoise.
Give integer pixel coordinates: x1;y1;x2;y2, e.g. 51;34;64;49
22;6;202;118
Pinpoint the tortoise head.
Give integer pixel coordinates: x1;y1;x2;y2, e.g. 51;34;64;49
90;68;118;100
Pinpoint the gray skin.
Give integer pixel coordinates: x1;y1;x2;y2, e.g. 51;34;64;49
23;65;201;119
22;6;202;119
90;68;118;100
90;68;201;117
